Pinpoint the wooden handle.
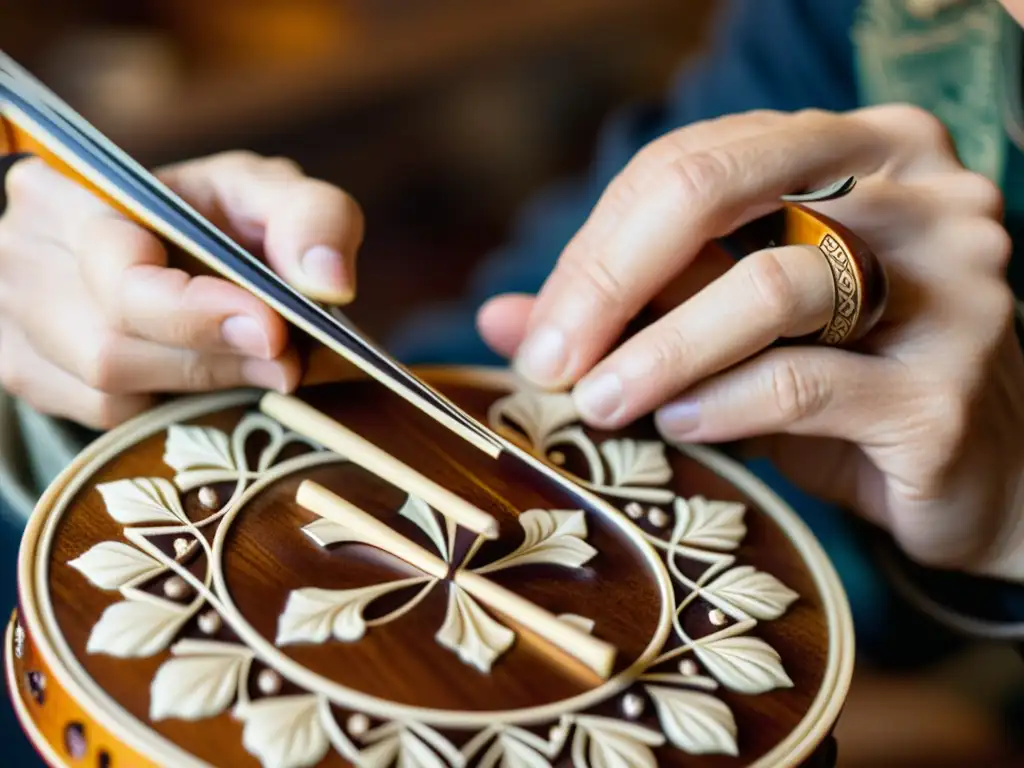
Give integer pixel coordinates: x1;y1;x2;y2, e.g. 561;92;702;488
262;392;500;539
1;112;134;219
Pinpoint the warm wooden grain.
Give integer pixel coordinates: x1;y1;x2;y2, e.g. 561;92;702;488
16;371;843;767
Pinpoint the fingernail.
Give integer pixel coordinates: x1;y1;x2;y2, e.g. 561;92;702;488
656;398;701;437
514;326;568;384
241;359;289;392
574;372;623;423
221;316;270;357
300;245;351;299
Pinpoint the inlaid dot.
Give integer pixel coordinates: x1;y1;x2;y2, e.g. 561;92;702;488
197;486;219;510
257;669;282;695
647;506;669;528
624;502;644;519
347;713;370;737
26;670;45;705
549;450;566;465
621;692;645;719
173;538;189;558
198;610;221;635
678;659;698;676
163;576;188;600
64;722;86;759
708;608;728;626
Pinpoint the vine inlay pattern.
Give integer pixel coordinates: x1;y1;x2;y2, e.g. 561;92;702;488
65;388;801;768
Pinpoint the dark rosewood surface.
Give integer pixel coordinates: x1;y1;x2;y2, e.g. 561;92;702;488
42;375;834;767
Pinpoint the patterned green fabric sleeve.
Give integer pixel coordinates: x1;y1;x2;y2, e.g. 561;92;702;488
0;389;88;523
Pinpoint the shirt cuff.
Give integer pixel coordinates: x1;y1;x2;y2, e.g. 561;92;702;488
875;538;1024;641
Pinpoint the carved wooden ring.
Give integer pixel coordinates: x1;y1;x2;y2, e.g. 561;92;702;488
719;202;890;348
7;367;854;767
800;207;888;347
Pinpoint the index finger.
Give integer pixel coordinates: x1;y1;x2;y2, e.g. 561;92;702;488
158;151;364;305
510;108;930;390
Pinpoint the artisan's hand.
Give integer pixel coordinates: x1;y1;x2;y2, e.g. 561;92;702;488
0;150;363;429
478;105;1024;582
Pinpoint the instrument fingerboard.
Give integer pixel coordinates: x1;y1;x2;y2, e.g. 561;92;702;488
0;51;503;458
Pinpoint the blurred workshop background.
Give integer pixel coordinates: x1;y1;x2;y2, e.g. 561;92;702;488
0;0;713;339
3;1;1024;766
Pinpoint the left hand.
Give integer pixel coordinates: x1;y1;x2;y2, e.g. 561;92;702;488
475;105;1024;582
0;149;362;429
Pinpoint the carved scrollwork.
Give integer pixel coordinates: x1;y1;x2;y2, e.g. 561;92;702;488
64;387;803;767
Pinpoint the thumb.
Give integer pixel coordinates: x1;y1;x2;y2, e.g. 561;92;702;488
476;293;535;358
157;151;364;305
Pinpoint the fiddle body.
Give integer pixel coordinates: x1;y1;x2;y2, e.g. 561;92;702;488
6;367;852;767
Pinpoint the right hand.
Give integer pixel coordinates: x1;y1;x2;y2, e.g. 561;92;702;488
0;150;364;429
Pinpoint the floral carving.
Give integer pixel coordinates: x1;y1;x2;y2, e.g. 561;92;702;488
489;389;802;760
570;716;664;768
148;640;253;721
290;499;599;673
64;387;803;767
239;694;332;768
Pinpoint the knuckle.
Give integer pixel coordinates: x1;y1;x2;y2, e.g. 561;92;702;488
165;315;204;348
768;358;829;421
262;155;303;176
160;272;205;344
595;168;644;223
926;386;972;456
793;107;836;127
959;173;1004;219
745;249;797;321
969;220;1013;269
180;354;228;391
646;327;691;377
180;357;218;391
80;333;123;392
665;149;736;211
218;150;302;179
300;178;354;214
218;149;262;169
560;256;628;316
889;103;952;146
85;395;133;431
740;108;785;123
634;132;676;165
